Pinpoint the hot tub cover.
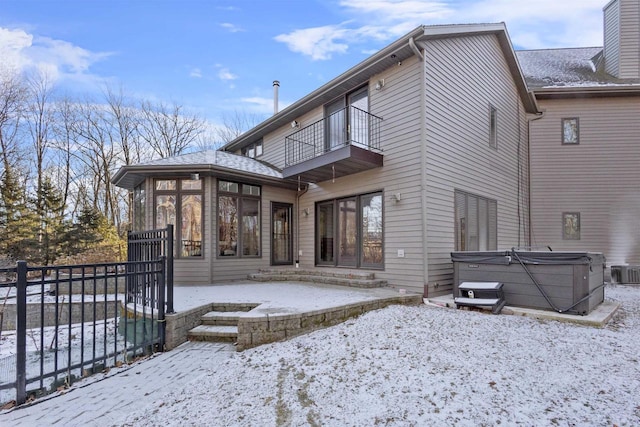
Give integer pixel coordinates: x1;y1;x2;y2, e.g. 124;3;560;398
451;250;605;266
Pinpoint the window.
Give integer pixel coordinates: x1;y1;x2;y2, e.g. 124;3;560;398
563;212;580;240
154;178;203;257
489;105;498;149
455;190;497;251
315;192;383;268
133;183;146;231
562;118;579;144
242;140;263;158
218;180;261;257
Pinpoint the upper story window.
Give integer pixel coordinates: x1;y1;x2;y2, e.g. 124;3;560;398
562;212;580;240
218;180;261;258
489;105;498;149
562;118;579;144
154;178;203;258
242;140;263;158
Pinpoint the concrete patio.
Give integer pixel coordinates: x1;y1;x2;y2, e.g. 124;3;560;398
165;281;422;351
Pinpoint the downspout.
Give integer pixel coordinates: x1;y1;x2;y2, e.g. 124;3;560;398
416;39;430;297
409;37;424;61
295;180;309;268
526;107;545;248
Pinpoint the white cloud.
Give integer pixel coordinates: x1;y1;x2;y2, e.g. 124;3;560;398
274;25;350;60
218;68;237;81
220;22;244;33
190;68;202;78
0;26;112;82
274;0;605;60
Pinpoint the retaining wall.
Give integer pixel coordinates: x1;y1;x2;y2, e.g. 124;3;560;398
1;301;121;331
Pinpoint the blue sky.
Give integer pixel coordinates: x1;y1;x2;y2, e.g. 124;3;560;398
1;0;606;128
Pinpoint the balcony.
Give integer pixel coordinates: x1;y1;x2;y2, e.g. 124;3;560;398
283;106;383;183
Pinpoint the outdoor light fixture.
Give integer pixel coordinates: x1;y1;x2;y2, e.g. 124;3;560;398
375;79;385;90
303;208;310;216
190;173;200;180
291;120;299;128
394;193;402;203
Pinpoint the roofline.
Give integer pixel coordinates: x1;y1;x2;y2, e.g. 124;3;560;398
223;23;539;152
531;85;640;99
221;26;426;153
112;163;298;191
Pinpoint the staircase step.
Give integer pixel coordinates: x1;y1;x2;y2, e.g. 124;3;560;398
201;311;246;326
257;269;376;280
188;325;238;343
249;273;387;288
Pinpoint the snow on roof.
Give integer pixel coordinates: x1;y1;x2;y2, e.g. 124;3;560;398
138;150;283;179
517;47;640;89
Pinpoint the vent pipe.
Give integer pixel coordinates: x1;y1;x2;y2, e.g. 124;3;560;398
273;80;280;115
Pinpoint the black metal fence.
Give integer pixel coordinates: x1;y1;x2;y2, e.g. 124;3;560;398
128;225;174;314
0;225;174;406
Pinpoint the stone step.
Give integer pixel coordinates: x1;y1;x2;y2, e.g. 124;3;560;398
257;268;377;280
249;273;387;289
188;325;238;343
201;311;246;326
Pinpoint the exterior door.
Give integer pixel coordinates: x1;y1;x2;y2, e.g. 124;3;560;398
325;98;345;151
347;87;369;147
316;201;335;265
271;203;293;265
337;197;358;267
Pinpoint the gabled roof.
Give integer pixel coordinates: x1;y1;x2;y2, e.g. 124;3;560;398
223;23;539;153
112;150;297;190
517;47;640;98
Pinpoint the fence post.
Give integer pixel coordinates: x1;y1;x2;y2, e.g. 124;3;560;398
158;256;166;350
166;224;174;314
16;260;27;405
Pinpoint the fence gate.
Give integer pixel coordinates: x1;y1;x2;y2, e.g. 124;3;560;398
127;224;174;314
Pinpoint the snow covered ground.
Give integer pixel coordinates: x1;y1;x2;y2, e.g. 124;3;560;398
123;284;640;426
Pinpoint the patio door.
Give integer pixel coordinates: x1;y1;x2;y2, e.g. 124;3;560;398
347;87;369;147
271;203;293;265
337;197;357;267
325;98;345;151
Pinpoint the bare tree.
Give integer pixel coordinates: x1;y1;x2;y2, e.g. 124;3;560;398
26;70;56;218
0;69;27;180
215;109;262;145
139;100;205;158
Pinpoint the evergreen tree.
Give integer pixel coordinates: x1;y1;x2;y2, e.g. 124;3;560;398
0;167;39;261
36;176;66;265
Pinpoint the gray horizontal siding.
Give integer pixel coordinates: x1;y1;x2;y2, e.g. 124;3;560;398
295;55;427;293
529;97;640;265
619;0;640;78
423;34;530;296
604;0;621;77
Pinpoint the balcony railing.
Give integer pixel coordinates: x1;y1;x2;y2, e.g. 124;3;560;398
285;106;382;167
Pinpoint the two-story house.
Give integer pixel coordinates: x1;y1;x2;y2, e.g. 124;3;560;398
113;23;539;296
518;0;640;267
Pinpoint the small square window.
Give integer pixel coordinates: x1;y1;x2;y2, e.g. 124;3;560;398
155;180;176;191
562;118;579;144
218;180;239;193
489;105;498;149
562;212;580;240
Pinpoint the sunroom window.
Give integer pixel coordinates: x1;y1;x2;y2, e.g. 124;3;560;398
218;180;261;257
154;178;203;257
